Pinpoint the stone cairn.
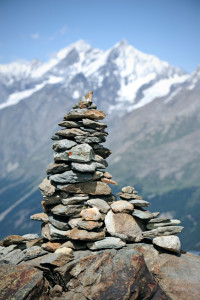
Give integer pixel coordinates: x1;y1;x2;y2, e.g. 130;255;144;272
0;91;184;265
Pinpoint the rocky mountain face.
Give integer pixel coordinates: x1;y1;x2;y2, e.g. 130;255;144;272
0;40;199;250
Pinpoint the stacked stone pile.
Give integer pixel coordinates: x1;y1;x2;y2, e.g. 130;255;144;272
117;186;184;253
0;91;184;267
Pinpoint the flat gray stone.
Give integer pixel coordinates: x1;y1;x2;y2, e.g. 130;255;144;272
0;249;25;265
48;214;70;230
75;136;103;144
82;118;107;130
71;161;106;172
55;128;87;137
130;199;150;207
143;226;184;238
41;223;69;241
87;237;126;250
147;219;181;230
50;170;93;184
53;139;77;152
23;234;40;240
39;252;74;267
64;108;106;121
24;246;47;261
153;235;181;253
87;198;110;213
0;244;17;256
51;204;83;217
148;217;170;223
62;195;89;205
57;181;111;195
54;151;69;162
68;143;95;162
58;120;82;128
132;208;154;219
68;218;82;228
80;126;97;133
46;162;70;175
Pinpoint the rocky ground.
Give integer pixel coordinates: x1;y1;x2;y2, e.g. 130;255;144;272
0;240;200;300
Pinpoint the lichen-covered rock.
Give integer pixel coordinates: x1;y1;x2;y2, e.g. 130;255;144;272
0;264;48;299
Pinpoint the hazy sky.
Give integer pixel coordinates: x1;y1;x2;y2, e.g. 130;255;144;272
0;0;199;72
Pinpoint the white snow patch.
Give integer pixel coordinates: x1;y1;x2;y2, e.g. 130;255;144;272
0;76;63;110
129;75;188;110
118;73;156;103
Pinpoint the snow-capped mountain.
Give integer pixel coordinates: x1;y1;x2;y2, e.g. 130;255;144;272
0;39;188;111
0;40;200;250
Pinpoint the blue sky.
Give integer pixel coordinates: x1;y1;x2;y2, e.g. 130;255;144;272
0;0;199;72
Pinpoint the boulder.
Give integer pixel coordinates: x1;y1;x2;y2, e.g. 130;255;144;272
0;264;48;299
105;211;144;242
30;212;48;222
64;250;169;299
53;139;77;151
